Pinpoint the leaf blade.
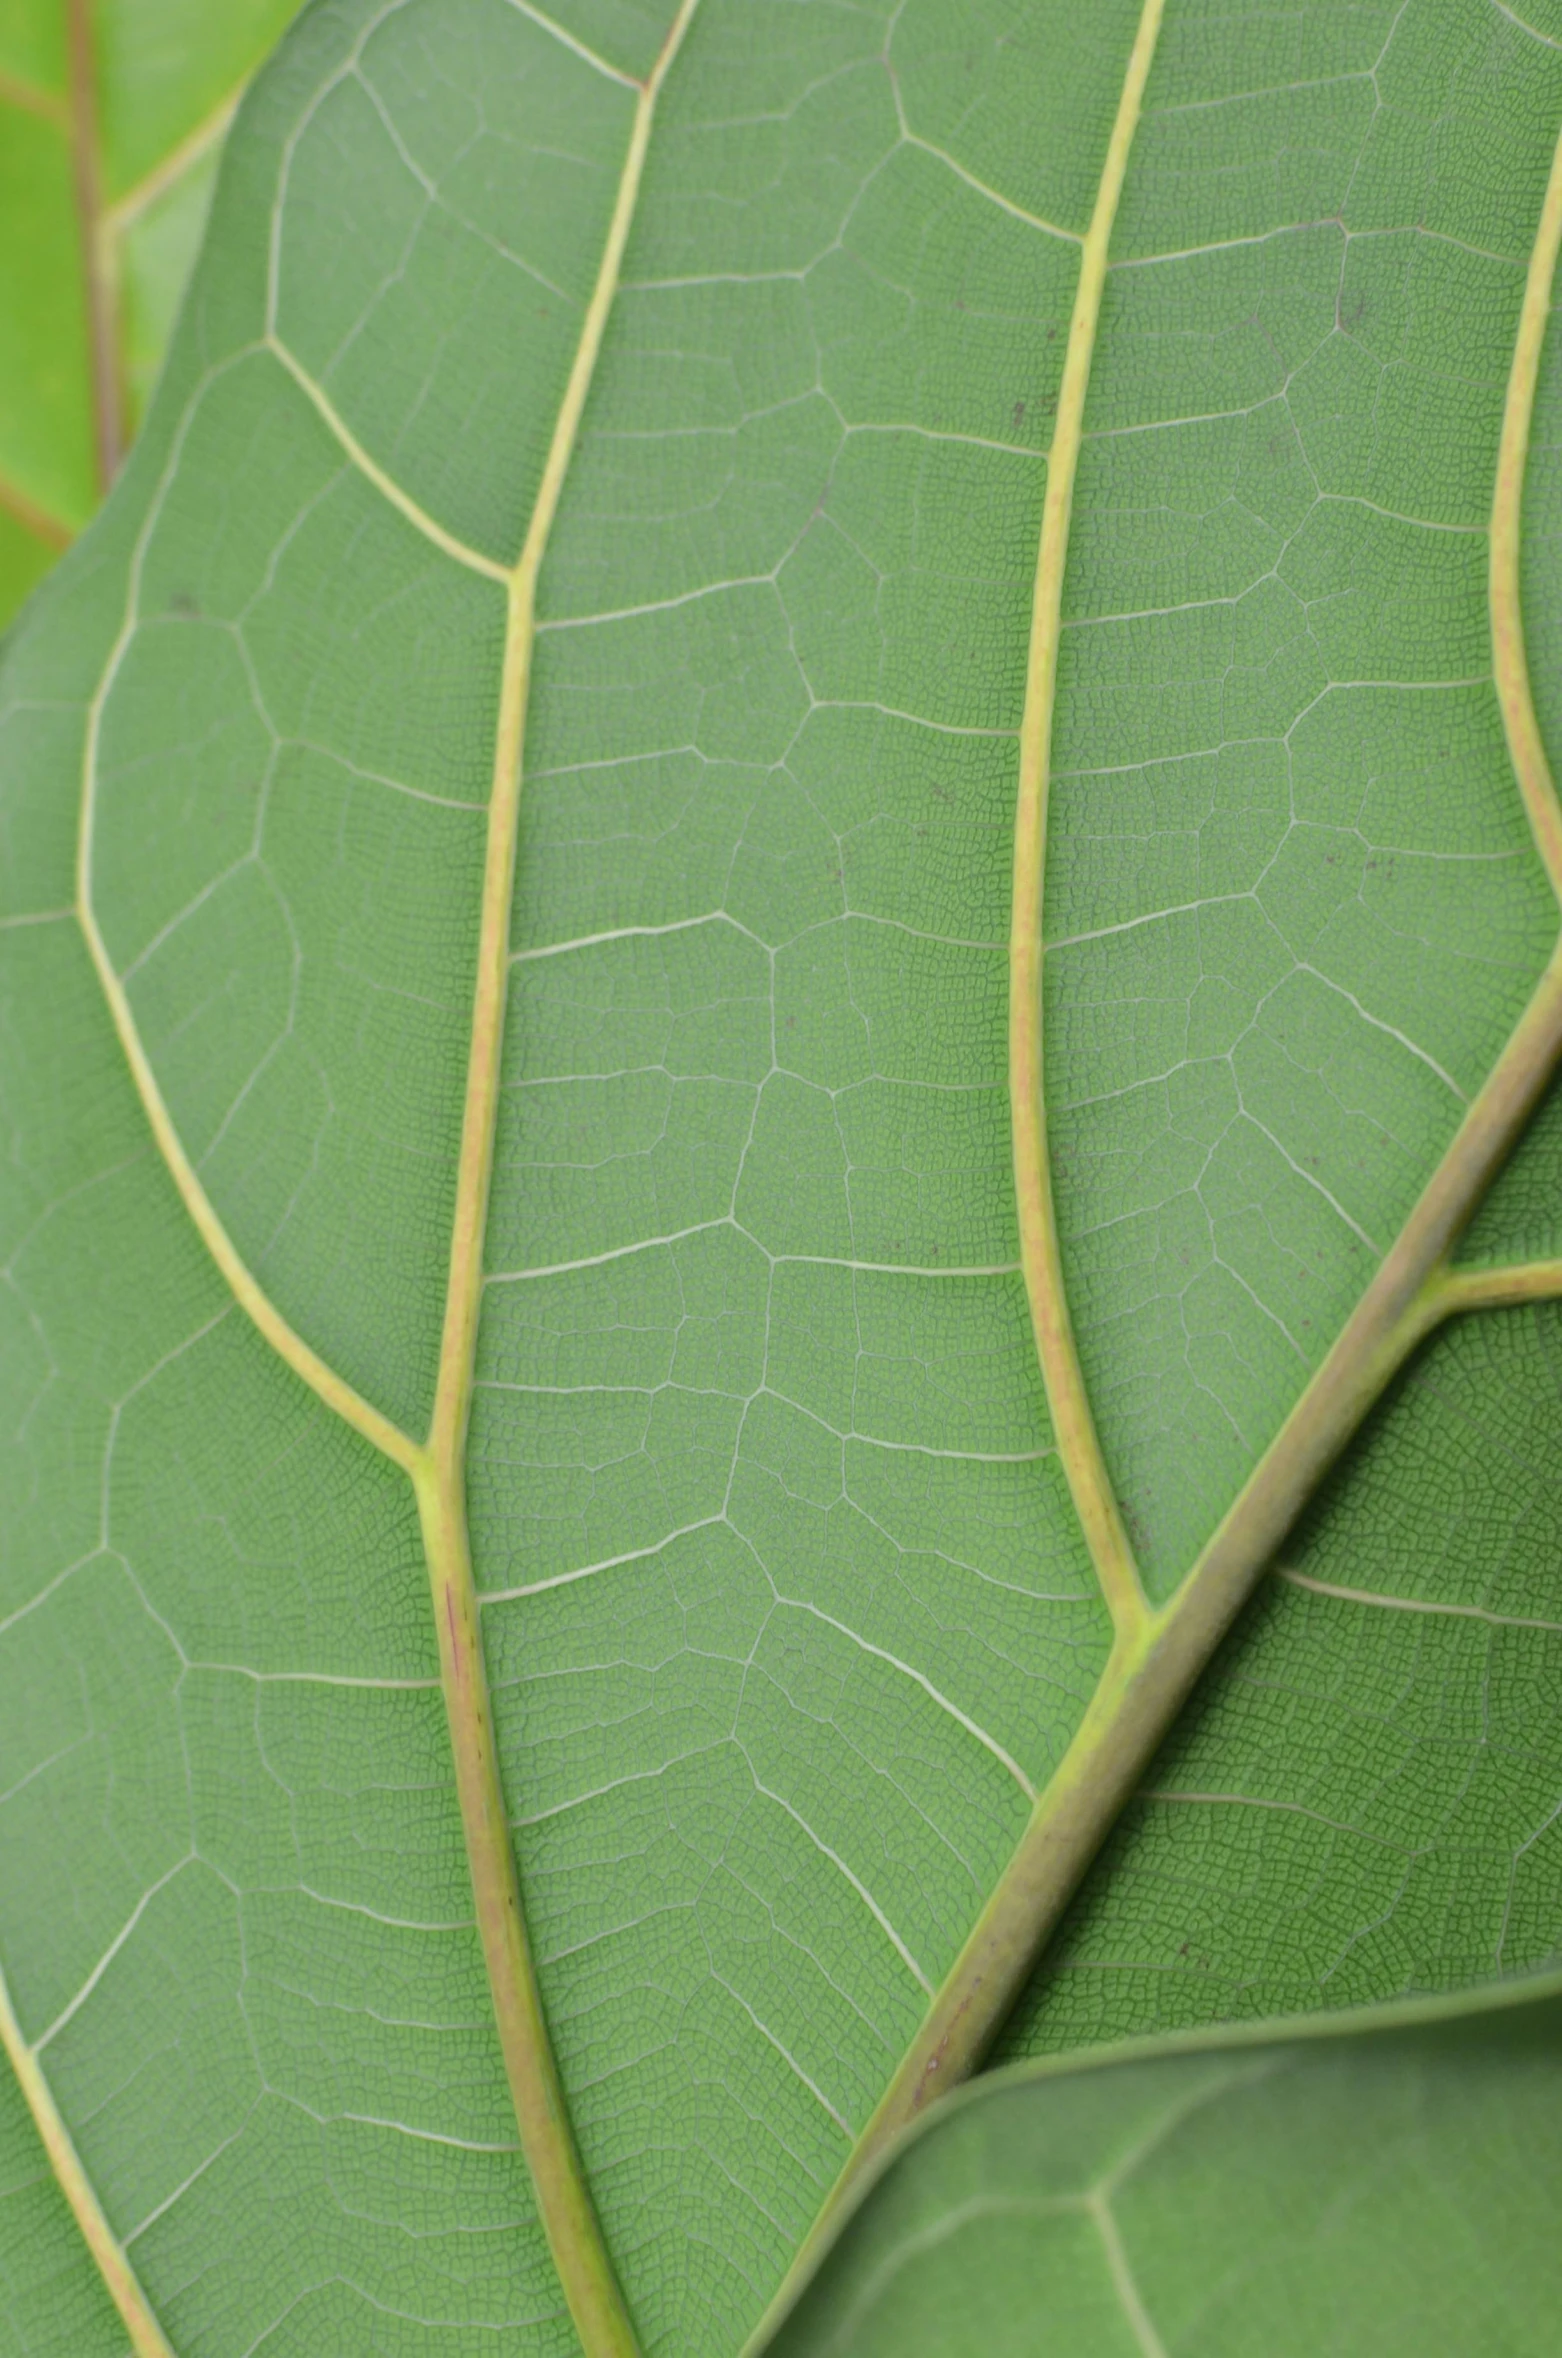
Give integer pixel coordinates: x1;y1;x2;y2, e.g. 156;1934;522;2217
8;2;1562;2352
760;1965;1562;2357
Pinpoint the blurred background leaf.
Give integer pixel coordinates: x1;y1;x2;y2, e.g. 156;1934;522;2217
0;0;298;628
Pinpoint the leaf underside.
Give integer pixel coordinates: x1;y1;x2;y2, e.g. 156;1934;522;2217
2;0;1562;2353
768;1968;1562;2357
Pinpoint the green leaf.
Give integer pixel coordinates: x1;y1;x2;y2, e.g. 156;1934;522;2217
4;1;1562;2353
998;1283;1562;2060
0;0;299;628
762;1965;1562;2356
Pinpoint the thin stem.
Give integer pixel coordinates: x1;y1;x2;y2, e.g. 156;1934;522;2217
103;87;240;233
0;470;73;550
1436;1255;1562;1313
0;65;69;124
64;0;121;490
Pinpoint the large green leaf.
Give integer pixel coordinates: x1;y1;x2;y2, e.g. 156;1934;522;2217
999;1282;1562;2059
4;1;1562;2353
766;1966;1562;2355
0;0;298;627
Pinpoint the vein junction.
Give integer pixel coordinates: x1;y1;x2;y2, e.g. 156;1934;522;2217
752;11;1562;2332
63;5;703;2354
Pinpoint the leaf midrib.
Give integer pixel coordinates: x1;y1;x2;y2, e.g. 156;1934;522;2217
49;3;701;2351
64;0;121;494
751;10;1562;2338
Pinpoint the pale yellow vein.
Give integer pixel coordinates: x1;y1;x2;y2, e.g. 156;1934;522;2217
0;1964;174;2358
1492;111;1562;901
1007;0;1165;1642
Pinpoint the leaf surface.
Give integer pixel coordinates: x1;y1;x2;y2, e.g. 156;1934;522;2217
999;1282;1562;2058
3;1;1562;2353
765;1967;1562;2356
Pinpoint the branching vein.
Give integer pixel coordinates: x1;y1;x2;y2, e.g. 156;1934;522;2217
67;6;704;2353
748;42;1562;2358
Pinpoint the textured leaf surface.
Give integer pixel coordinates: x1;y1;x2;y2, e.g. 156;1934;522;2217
0;0;298;626
767;1968;1562;2356
1000;1286;1562;2058
4;1;1562;2353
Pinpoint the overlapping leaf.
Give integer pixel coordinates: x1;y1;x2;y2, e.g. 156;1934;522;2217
771;1968;1562;2355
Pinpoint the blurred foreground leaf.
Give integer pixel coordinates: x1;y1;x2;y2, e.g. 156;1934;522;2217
766;1967;1562;2357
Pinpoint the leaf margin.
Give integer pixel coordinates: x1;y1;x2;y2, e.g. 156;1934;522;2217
747;6;1562;2327
753;1952;1562;2353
